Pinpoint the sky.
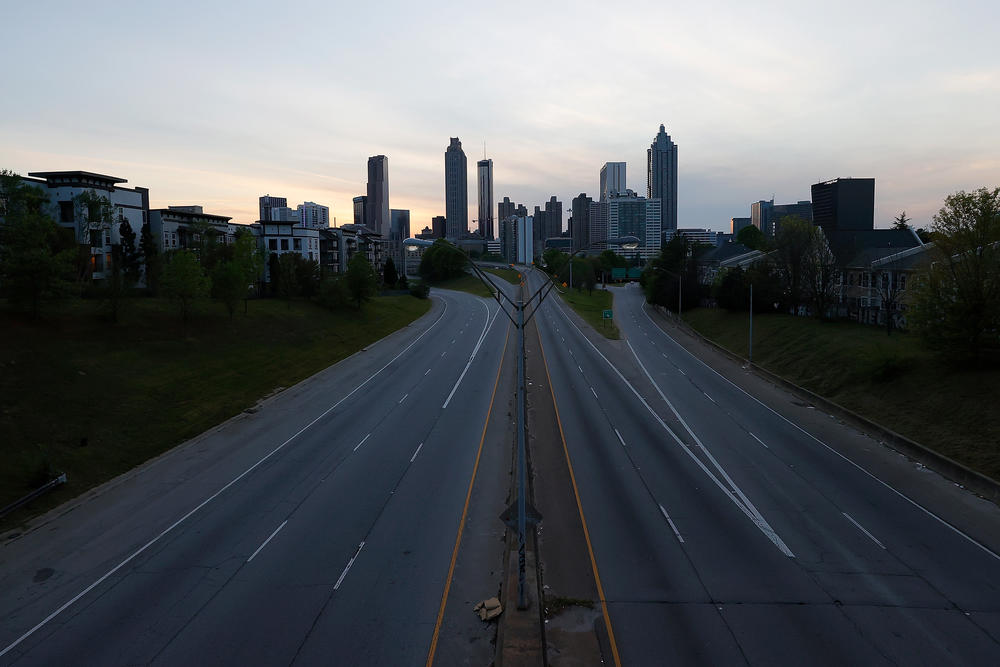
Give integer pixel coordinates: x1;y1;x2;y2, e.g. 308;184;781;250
2;0;998;234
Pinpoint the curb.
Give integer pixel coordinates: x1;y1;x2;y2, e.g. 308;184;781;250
648;305;1000;505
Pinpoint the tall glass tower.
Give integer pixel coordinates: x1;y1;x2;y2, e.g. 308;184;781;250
445;138;468;239
477;158;494;239
647;124;678;233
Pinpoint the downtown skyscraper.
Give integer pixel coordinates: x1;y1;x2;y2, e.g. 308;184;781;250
477;157;494;239
366;155;390;237
647;124;678;233
600;162;626;202
445;137;468;239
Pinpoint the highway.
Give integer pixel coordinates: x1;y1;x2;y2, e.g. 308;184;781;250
0;287;512;666
525;268;1000;665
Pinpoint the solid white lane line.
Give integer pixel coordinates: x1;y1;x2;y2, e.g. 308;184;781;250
443;300;500;409
749;432;770;449
0;297;457;660
614;428;627;448
425;368;431;375
679;369;686;376
334;542;365;590
552;298;794;558
591;387;599;399
843;512;886;549
247;520;288;563
399;393;408;404
624;337;793;557
410;442;424;462
704;392;717;404
660;505;686;543
353;433;372;451
638;301;1000;563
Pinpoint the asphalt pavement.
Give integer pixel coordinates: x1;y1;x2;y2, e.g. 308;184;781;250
0;287;513;667
524;269;1000;666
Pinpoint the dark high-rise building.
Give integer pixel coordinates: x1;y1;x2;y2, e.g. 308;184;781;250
259;195;287;222
571;193;593;251
445;137;468;238
477;158;494;240
366;155;389;236
498;196;516;223
589;200;609;249
647;124;678;233
432;215;447;238
353;196;367;226
811;178;875;234
533;206;547;244
515;203;528;218
544;196;562;239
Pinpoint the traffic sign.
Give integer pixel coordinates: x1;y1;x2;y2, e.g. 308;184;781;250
602;309;613;319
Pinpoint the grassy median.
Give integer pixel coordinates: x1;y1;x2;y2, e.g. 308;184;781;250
428;273;495;298
683;308;1000;481
559;288;620;340
0;295;431;526
482;267;522;285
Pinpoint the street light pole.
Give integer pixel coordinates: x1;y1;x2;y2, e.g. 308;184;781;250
749;282;753;365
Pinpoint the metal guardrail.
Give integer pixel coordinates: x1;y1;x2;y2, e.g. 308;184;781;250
0;473;67;519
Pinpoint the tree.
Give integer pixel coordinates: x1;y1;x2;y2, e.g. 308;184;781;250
318;275;350;310
211;260;244;320
419;239;467;281
908;187;1000;360
892;211;911;231
802;226;838;319
542;248;568;276
275;253;301;303
118;220;141;285
0;171;74;317
736;224;768;250
231;229;265;310
72;190;116;291
346;253;378;308
383;256;398;287
773;215;815;313
161;249;210;324
139;221;160;295
294;255;320;298
642;235;698;312
267;253;281;297
582;258;598;295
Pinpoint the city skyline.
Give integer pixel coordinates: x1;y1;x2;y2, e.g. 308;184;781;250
2;1;998;231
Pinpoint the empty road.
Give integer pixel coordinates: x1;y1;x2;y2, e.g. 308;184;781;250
526;268;1000;665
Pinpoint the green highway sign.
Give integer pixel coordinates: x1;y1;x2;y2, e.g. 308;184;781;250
602;309;613;319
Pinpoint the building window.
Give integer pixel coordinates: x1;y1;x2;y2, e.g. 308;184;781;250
281;239;289;250
899;274;907;291
268;239;278;251
59;201;74;223
105;232;111;246
293;238;301;251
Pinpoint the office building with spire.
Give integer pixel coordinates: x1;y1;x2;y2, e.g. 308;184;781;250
445;137;468;239
647;124;678;233
477;157;494;239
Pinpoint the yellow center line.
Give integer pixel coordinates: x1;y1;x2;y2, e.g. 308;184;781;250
537;328;623;667
426;322;512;666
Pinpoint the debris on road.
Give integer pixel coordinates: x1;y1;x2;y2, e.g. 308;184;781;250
474;597;503;621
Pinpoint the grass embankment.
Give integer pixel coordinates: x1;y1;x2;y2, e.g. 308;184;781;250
482;267;522;285
0;295;431;526
559;288;620;340
683;309;1000;481
428;273;495;298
